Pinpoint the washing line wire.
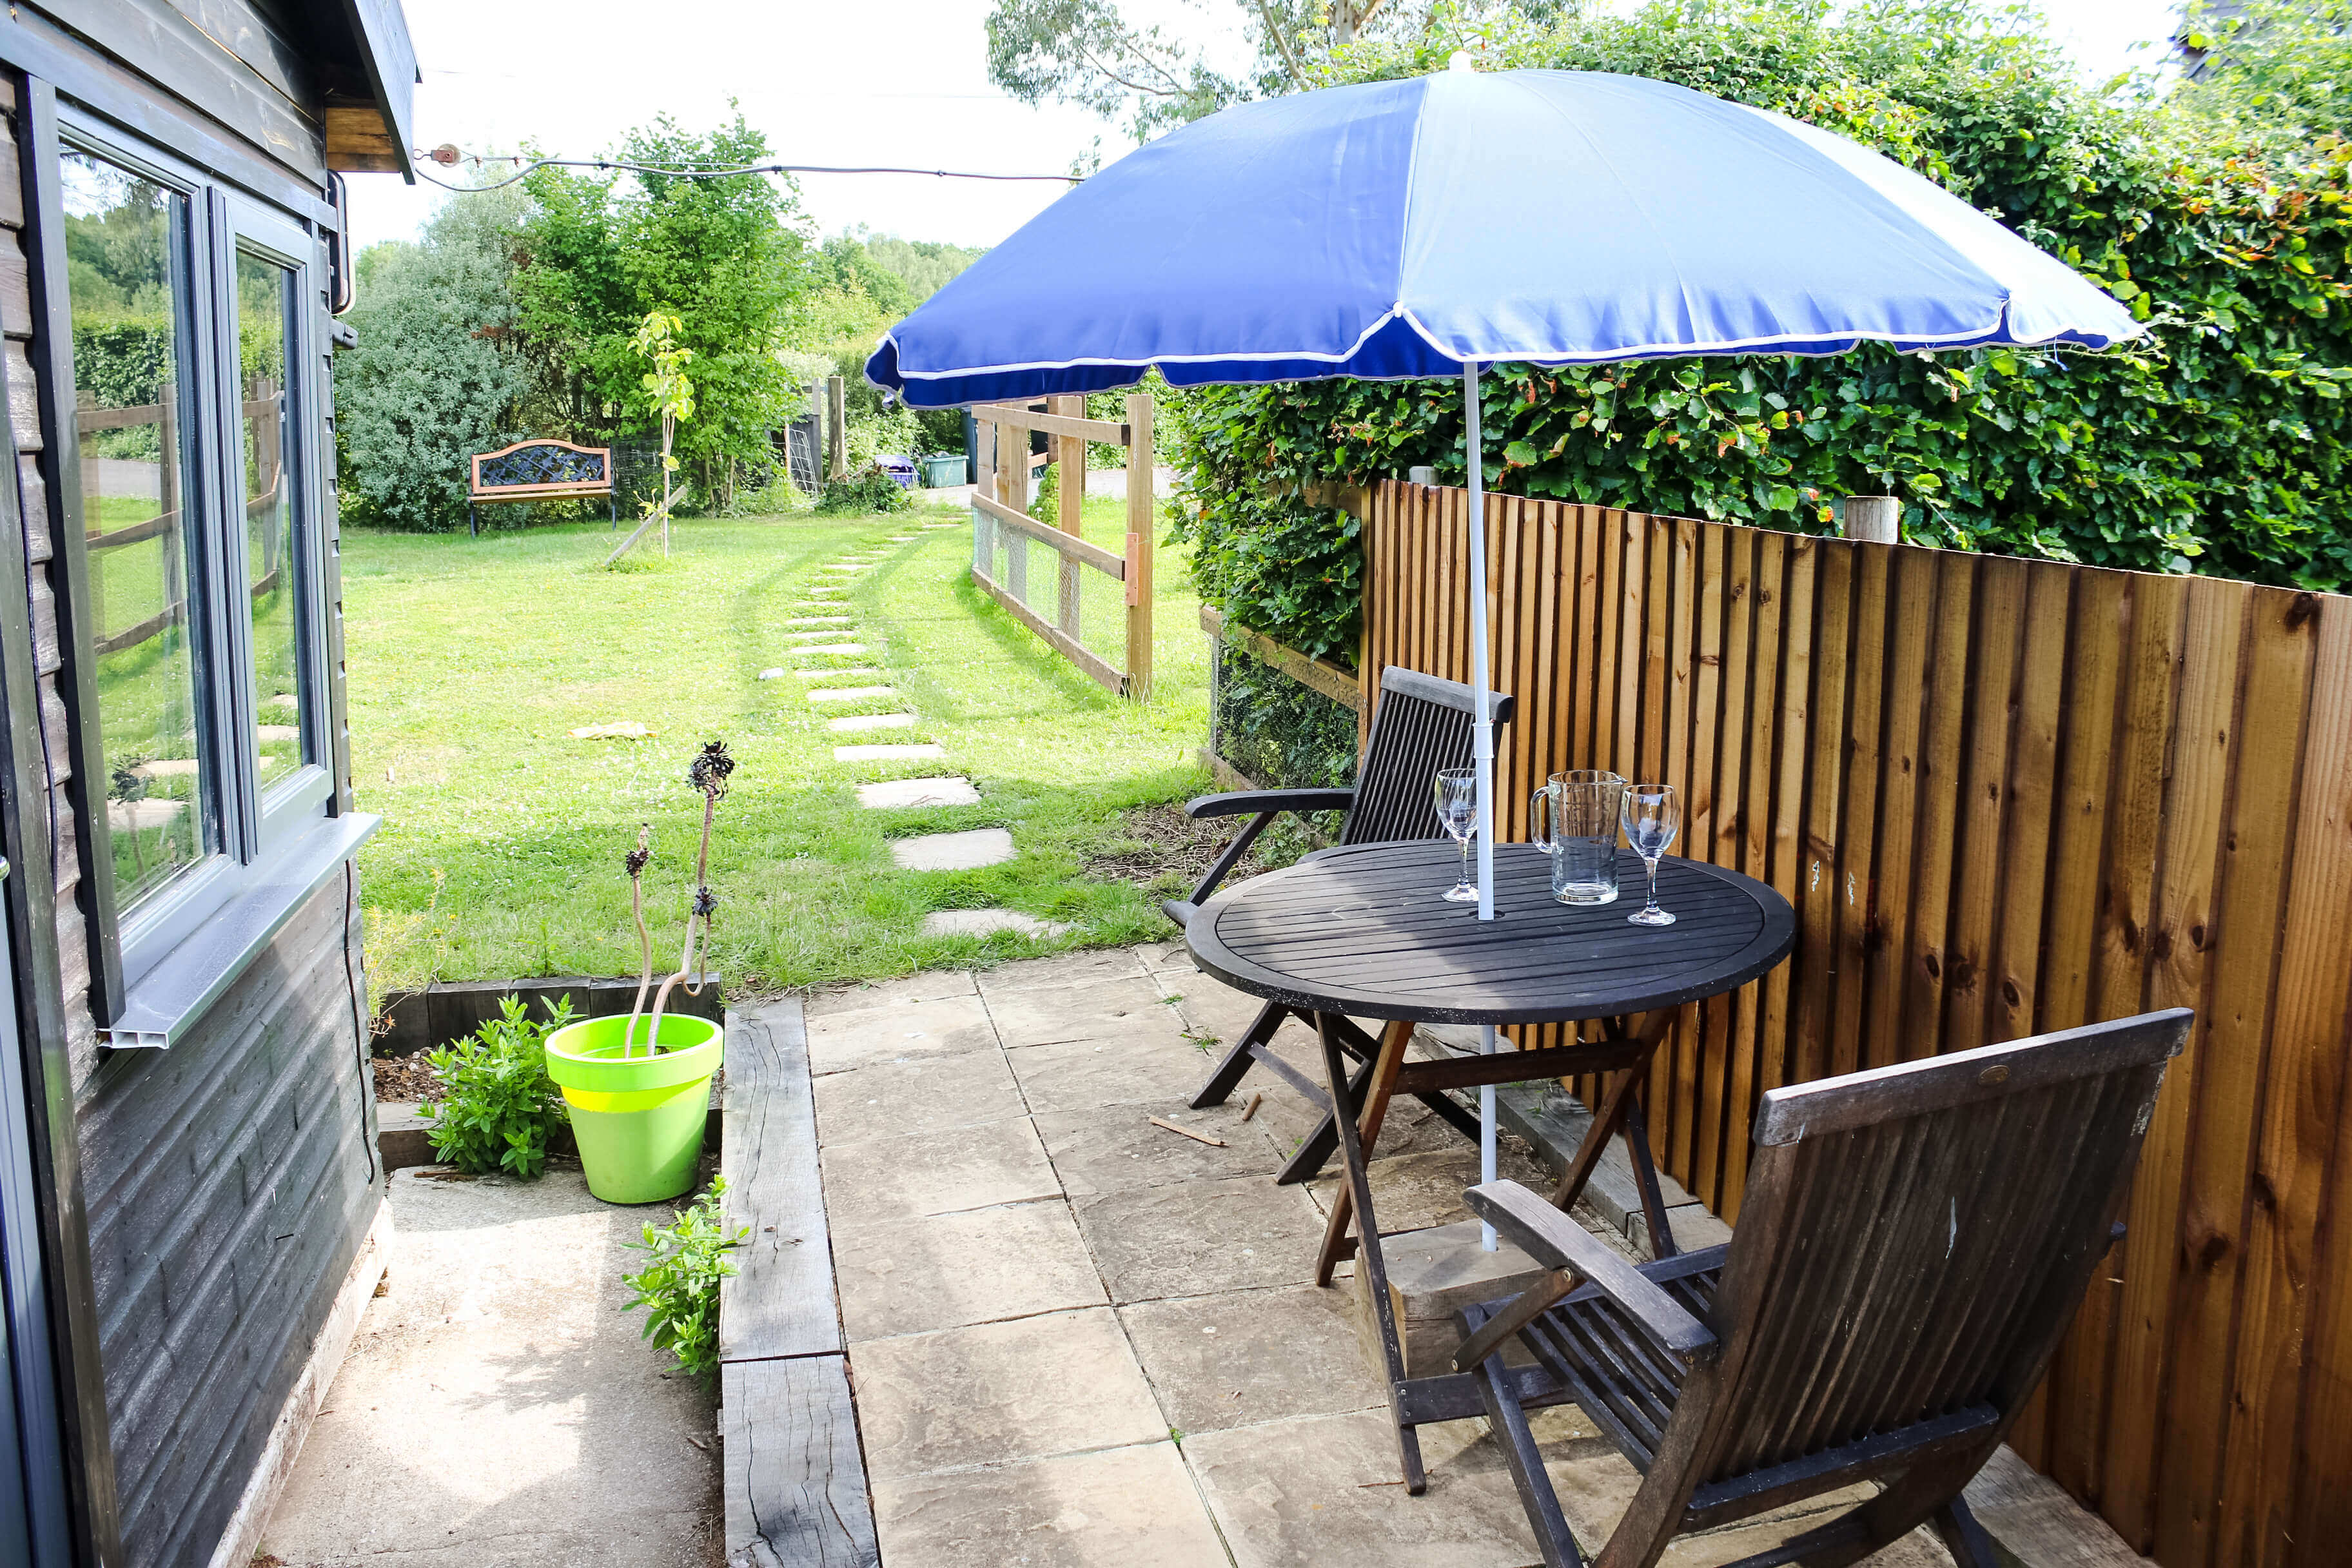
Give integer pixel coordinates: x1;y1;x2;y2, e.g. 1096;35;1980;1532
407;152;1082;192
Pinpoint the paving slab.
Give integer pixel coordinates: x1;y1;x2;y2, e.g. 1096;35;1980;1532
1183;1407;1552;1568
922;908;1072;937
847;1308;1166;1480
259;1167;720;1568
988;974;1193;1050
799;665;886;681
805;970;979;1018
1120;1284;1386;1435
1070;1173;1326;1303
890;827;1013;870
1006;1028;1217;1114
828;712;917;732
975;948;1151;997
1034;1099;1290;1195
834;1199;1107;1342
858;776;981;809
822;1115;1061;1228
805;685;899;704
786;616;854;627
812;1046;1028;1144
787;629;859;641
833;743;946;762
871;1442;1226;1568
804;992;997;1073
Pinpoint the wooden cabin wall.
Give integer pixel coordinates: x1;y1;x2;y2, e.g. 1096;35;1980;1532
0;19;378;1566
1360;478;2352;1568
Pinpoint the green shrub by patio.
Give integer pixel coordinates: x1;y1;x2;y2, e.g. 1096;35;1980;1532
418;994;574;1179
544;1013;723;1204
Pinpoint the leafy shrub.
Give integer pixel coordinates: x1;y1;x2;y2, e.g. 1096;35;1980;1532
417;994;574;1178
817;462;914;514
622;1176;745;1381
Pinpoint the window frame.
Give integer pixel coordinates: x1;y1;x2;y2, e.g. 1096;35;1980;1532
37;105;337;1017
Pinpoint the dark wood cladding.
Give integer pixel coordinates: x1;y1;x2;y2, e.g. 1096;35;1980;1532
1359;478;2352;1568
76;874;375;1567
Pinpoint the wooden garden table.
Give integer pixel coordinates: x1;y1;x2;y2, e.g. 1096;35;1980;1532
1185;839;1795;1491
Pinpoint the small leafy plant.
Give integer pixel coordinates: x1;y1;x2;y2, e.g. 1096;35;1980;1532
816;462;912;515
622;1175;745;1380
418;994;575;1178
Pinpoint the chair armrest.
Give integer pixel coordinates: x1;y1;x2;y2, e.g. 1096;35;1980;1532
1464;1181;1718;1363
1184;788;1356;820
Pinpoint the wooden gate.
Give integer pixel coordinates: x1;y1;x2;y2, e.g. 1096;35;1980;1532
968;395;1155;698
1358;476;2352;1568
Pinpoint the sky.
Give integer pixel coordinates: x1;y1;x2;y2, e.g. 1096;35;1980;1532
341;0;2188;259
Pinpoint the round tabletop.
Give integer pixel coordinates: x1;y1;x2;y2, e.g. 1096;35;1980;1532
1187;840;1796;1026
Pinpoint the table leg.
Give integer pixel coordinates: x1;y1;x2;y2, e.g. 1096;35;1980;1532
1545;1012;1681;1260
1314;1012;1425;1494
1314;1018;1413;1286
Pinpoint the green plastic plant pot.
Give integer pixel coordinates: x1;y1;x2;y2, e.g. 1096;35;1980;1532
544;1013;724;1204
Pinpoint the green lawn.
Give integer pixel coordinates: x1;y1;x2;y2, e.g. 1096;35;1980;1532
344;498;1213;996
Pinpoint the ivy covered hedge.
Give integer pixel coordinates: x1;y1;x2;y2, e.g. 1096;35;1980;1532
1167;0;2352;667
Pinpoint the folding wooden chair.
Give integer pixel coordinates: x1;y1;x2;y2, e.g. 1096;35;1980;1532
1453;1008;2191;1568
1166;666;1514;1182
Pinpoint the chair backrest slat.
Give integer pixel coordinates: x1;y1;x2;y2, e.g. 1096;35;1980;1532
1342;667;1516;847
1683;1011;2188;1492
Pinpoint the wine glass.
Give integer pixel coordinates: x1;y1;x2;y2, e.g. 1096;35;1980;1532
1433;767;1480;903
1621;784;1681;926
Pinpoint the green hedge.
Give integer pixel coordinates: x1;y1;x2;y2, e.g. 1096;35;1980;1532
1170;1;2352;663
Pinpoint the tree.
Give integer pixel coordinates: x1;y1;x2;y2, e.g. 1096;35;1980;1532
336;183;532;531
513;110;810;507
985;0;1565;139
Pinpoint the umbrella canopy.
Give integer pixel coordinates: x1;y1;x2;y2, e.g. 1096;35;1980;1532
867;68;2139;407
868;63;2137;1251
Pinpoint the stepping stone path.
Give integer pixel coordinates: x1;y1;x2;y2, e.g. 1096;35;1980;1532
889;827;1014;871
921;908;1070;937
858;777;980;809
785;531;1061;943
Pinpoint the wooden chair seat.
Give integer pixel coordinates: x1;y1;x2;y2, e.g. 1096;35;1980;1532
1498;1248;1725;1471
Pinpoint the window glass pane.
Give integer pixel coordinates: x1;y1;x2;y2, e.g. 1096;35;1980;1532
235;253;304;791
61;151;211;909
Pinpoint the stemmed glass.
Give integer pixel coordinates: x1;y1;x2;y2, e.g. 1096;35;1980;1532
1433;767;1480;903
1621;783;1681;926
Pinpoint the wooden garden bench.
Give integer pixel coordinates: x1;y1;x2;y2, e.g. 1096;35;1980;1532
1169;665;1515;1182
1454;1007;2191;1568
468;438;617;536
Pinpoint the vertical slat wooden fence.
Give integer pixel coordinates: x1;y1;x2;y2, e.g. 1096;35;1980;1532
1357;478;2352;1568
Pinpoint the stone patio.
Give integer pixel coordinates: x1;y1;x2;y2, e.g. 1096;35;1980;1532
800;945;1965;1568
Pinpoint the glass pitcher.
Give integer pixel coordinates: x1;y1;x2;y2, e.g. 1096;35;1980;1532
1529;770;1625;904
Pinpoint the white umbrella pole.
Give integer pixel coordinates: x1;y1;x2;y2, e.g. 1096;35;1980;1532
1464;359;1500;1249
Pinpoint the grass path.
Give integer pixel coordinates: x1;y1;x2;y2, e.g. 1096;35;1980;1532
344;501;1210;996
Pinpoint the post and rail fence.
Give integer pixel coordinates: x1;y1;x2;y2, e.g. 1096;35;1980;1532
968;395;1155;699
1343;475;2352;1568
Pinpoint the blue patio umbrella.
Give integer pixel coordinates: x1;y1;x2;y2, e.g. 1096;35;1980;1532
868;59;2139;1232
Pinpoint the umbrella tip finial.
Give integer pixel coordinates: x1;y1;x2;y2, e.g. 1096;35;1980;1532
1447;50;1476;72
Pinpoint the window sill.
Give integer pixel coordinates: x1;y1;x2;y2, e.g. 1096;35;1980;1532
101;812;381;1050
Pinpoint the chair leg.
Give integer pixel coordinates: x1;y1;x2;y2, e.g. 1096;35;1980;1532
1930;1494;1999;1568
1467;1315;1585;1568
1189;1000;1286;1108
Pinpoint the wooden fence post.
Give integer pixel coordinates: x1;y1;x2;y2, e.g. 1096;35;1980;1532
1124;393;1155;699
1842;495;1901;544
1052;393;1085;638
825;376;847;480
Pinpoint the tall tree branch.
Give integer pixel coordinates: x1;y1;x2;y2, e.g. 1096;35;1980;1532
1253;0;1309;84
